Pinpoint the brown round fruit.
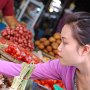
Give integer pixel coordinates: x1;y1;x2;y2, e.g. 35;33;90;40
48;52;54;56
51;42;59;49
40;38;47;42
54;33;61;40
53;49;59;54
35;40;41;46
38;43;44;49
56;39;61;45
49;37;56;42
46;46;52;52
43;49;48;53
43;40;50;46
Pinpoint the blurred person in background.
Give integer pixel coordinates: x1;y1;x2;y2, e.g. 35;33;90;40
0;0;20;27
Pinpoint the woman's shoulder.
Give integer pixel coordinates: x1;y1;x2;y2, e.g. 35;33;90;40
49;59;76;70
32;59;76;80
50;59;76;78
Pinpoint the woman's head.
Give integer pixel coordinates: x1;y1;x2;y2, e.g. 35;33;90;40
65;12;90;46
58;12;90;66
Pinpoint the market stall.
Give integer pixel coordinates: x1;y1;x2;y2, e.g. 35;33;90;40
0;25;65;90
0;25;40;89
0;0;64;90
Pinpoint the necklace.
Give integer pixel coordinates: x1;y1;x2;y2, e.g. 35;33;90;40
74;73;78;90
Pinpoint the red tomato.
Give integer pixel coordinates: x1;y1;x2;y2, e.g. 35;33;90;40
44;84;51;89
34;80;41;84
40;80;45;85
48;80;54;85
61;84;65;89
53;80;57;84
17;56;22;60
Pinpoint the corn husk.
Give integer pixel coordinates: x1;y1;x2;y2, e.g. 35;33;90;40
9;62;35;90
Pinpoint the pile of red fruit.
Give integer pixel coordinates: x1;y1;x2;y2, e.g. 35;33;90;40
4;45;40;64
1;25;34;51
34;79;65;90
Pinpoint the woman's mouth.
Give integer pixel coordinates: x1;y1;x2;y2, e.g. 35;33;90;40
59;56;62;59
58;53;62;58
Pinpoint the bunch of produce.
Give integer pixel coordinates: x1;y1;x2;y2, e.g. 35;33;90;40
1;25;34;51
35;32;61;57
0;37;41;64
4;45;40;64
10;62;35;90
34;79;65;90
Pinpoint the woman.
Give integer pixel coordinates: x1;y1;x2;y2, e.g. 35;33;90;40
0;12;90;90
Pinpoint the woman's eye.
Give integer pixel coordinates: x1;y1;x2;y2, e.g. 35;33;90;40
63;41;68;45
61;39;68;45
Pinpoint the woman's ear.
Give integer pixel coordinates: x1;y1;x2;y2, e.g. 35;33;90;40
82;45;90;55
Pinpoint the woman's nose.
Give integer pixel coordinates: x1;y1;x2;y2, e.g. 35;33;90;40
58;43;62;52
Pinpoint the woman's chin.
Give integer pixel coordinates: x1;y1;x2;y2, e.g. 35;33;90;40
60;59;69;66
60;59;66;65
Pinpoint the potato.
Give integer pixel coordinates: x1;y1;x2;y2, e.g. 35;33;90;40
35;40;41;46
48;52;54;56
40;38;47;42
49;37;56;42
53;49;59;55
38;43;44;49
56;39;61;45
43;49;48;53
43;40;50;46
51;42;59;49
54;33;61;40
46;46;52;52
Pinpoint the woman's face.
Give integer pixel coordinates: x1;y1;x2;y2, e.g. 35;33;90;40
58;24;84;66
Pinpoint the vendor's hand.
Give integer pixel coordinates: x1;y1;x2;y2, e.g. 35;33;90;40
10;23;27;30
20;22;27;27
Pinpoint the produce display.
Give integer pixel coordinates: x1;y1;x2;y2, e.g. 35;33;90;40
1;25;34;51
0;29;64;90
34;79;65;90
35;32;61;57
10;62;35;90
0;37;41;90
0;37;41;64
4;45;40;64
